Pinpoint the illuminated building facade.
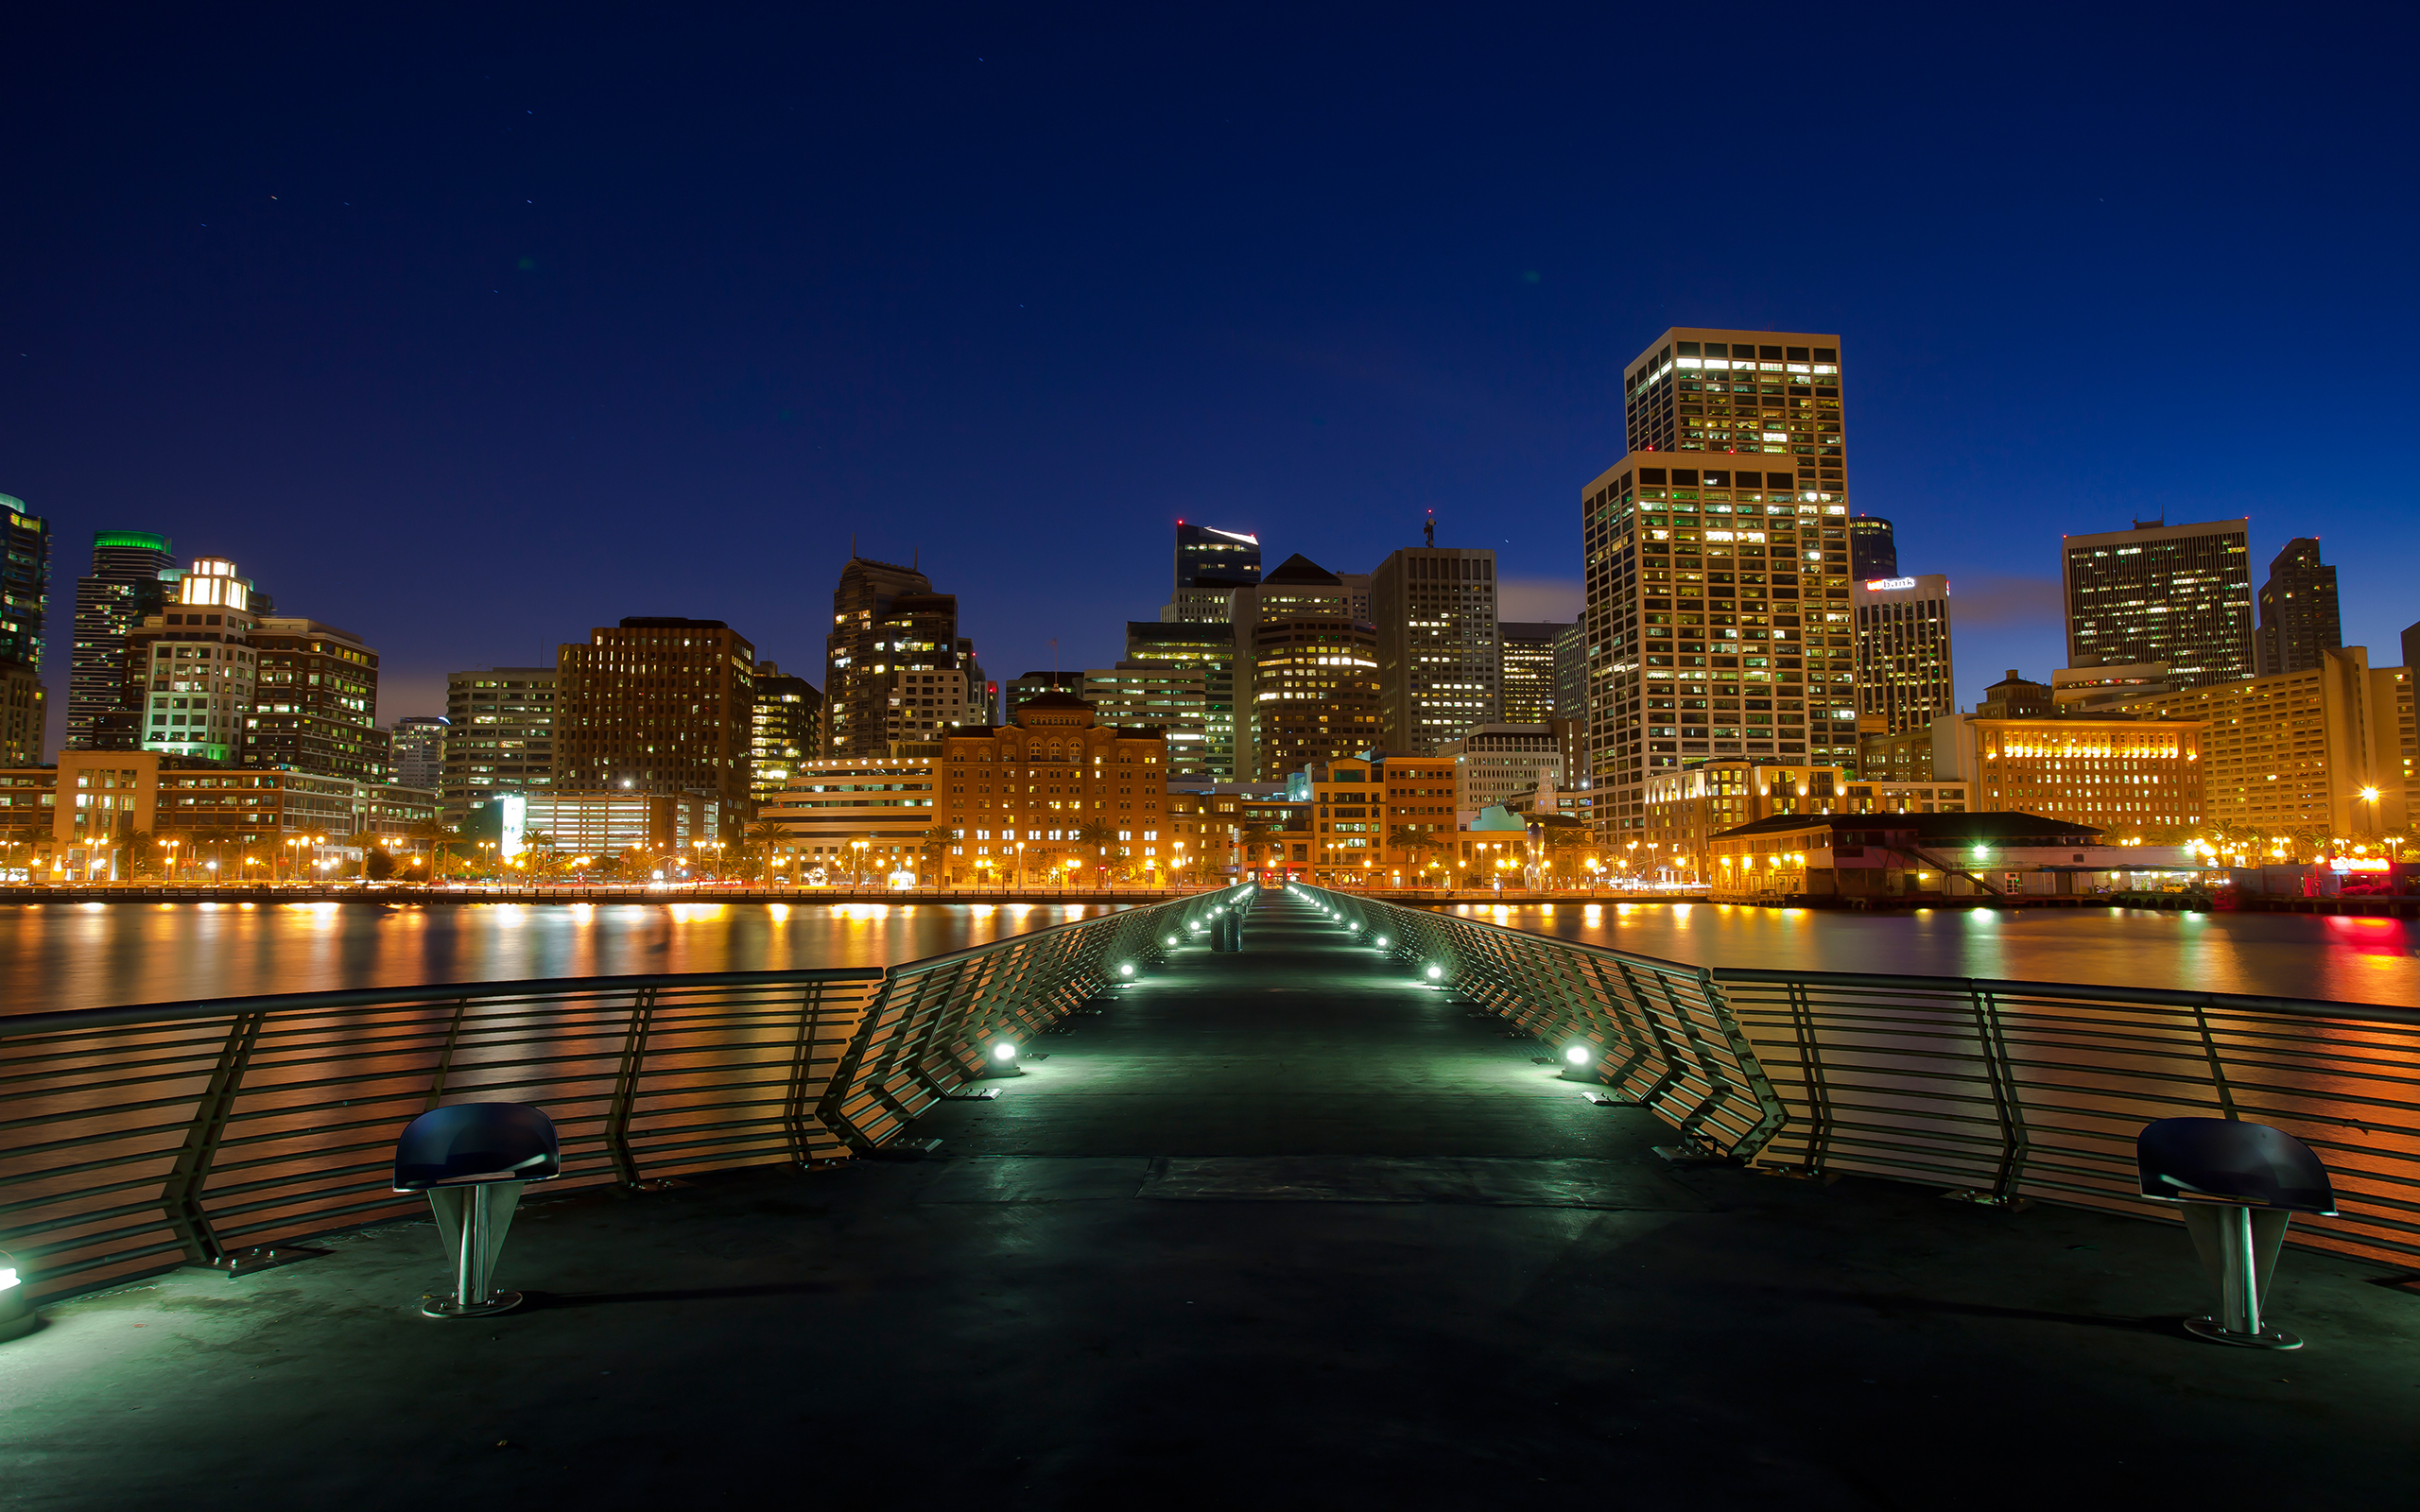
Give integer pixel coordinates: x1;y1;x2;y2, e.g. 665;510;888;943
1497;622;1560;726
1126;620;1238;781
131;558;263;765
443;668;557;828
1082;662;1213;779
389;715;448;792
1705;811;2162;904
2255;538;2341;677
824;557;965;759
1440;724;1560;816
1165;523;1261;624
933;693;1174;885
1646;757;1970;882
1847;516;1897;579
1852;574;1955;737
244;617;382;781
2062;518;2253;689
67;528;176;751
749;662;821;803
557;617;756;824
0;499;50;764
1242;554;1379;781
1374;752;1459;877
1931;713;2206;839
1580;456;1852;842
2104;646;2411;845
1370;546;1499;754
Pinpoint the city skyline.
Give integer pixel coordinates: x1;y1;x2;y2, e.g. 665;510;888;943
3;13;2412;743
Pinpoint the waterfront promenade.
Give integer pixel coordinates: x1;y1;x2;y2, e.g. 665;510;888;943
4;891;2414;1508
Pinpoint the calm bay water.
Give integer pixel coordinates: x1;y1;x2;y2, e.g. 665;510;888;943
1451;901;2420;1009
2;898;2413;1017
0;900;1129;1016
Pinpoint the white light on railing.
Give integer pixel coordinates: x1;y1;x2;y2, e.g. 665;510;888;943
1564;1045;1592;1067
1426;965;1443;981
1374;936;1389;947
992;1042;1019;1063
1118;963;1135;977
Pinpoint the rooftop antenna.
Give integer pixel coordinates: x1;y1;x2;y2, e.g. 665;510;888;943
851;533;857;559
1424;509;1435;549
1050;637;1058;674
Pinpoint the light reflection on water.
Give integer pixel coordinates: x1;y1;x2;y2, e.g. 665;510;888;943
1461;902;2420;1008
0;901;1132;1016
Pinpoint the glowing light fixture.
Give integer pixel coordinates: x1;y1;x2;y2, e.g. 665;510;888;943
1564;1045;1592;1067
1374;935;1390;947
991;1042;1018;1063
1118;963;1135;977
1425;964;1443;981
0;1249;29;1341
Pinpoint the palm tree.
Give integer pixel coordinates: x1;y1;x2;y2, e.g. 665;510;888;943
920;824;956;885
1072;818;1116;888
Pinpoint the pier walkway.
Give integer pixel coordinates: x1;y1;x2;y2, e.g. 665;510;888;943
3;890;2415;1509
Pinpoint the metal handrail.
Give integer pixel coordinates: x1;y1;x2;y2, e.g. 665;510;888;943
1296;885;2420;1269
0;887;1253;1301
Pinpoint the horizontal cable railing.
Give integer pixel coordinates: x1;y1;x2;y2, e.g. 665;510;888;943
1297;885;2420;1270
0;887;1253;1301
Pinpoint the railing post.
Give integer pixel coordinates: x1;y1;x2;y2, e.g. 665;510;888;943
605;988;658;1186
1785;977;1834;1176
2193;994;2240;1122
1972;986;2031;1202
159;1010;268;1264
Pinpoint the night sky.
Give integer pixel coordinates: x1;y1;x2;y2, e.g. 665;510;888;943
5;7;2415;744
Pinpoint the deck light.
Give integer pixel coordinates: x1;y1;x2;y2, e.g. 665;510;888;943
0;1249;30;1341
1374;935;1390;947
1166;935;1178;946
1425;964;1443;981
992;1042;1019;1063
1118;963;1135;977
1564;1045;1592;1067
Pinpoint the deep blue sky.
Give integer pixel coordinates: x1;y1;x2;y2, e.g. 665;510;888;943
6;6;2416;741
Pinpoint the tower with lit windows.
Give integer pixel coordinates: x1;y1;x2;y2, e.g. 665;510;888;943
1582;328;1855;843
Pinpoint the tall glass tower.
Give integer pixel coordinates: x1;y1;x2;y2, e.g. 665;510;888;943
1165;523;1261;623
68;529;177;750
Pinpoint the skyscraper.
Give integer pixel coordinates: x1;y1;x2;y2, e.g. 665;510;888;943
1852;575;1955;735
1370;546;1499;754
0;498;50;674
749;662;821;803
557;618;756;823
1847;516;1897;579
130;558;263;765
1582;327;1853;841
1497;622;1562;726
1126;620;1238;780
1165;523;1261;623
0;498;52;765
1082;662;1213;778
443;668;557;826
1580;457;1847;840
1243;554;1379;779
2255;537;2342;677
822;557;976;757
389;715;449;792
2062;518;2254;689
244;617;382;780
68;529;177;751
1552;620;1587;720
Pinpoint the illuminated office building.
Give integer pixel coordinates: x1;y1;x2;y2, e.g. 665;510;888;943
245;618;382;781
557;618;755;824
68;528;176;751
2062;518;2253;689
1852;574;1954;737
1369;546;1499;755
1126;620;1238;780
389;715;449;793
132;558;265;765
822;557;974;758
444;669;557;827
749;662;821;803
1497;622;1561;727
2255;537;2341;677
1165;522;1262;623
1847;516;1897;579
1242;555;1379;780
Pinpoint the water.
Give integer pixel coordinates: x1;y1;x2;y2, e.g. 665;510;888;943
1455;901;2420;1009
2;898;2413;1018
0;900;1131;1016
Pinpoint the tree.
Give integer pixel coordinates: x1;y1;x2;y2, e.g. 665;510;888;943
1072;819;1116;888
744;820;789;882
921;824;956;884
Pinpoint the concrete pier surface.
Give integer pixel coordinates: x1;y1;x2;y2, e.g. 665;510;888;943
5;893;2415;1509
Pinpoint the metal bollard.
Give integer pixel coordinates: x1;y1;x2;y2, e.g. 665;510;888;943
2136;1117;2335;1350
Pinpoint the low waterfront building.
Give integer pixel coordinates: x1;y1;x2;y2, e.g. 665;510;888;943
1930;711;2206;841
1706;810;2187;904
2100;645;2410;849
757;756;937;882
1441;724;1561;818
934;694;1172;885
1646;757;1974;882
505;790;717;864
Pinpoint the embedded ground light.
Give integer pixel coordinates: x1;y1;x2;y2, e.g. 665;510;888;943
991;1042;1019;1064
1426;965;1443;981
1564;1045;1593;1067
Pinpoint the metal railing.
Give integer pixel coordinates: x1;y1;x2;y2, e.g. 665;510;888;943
1297;885;2420;1270
0;887;1253;1300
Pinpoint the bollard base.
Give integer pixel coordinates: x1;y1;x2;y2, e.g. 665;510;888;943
422;1289;526;1319
2184;1315;2302;1349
